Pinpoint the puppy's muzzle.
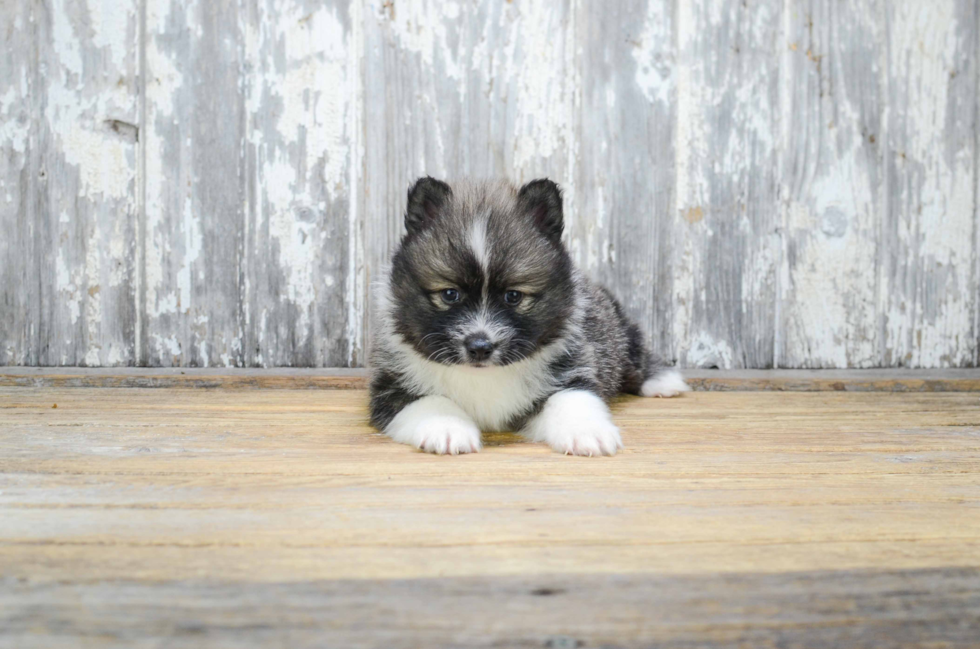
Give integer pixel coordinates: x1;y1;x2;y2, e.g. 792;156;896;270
464;334;494;362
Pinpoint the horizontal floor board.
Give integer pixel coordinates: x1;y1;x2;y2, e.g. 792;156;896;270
1;367;979;391
1;387;978;646
2;568;979;649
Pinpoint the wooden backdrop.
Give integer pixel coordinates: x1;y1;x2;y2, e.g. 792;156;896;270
1;0;978;369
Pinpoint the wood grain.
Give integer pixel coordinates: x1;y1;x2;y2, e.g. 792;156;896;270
2;569;978;649
0;387;978;646
36;0;140;366
778;0;882;368
673;0;783;369
574;0;676;361
878;0;978;368
142;0;246;367
0;0;35;365
243;0;357;368
2;367;980;391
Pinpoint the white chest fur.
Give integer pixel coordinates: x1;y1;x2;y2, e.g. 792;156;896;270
390;340;560;431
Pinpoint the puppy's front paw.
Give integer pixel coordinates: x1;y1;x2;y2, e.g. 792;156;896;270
386;396;482;455
544;417;622;457
524;389;623;456
641;370;690;398
413;415;482;455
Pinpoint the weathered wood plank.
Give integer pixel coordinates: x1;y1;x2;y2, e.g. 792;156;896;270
2;568;979;649
0;0;35;365
34;0;140;366
4;1;980;371
673;0;782;369
0;366;370;389
2;366;980;391
242;0;356;368
142;0;246;367
361;0;577;353
574;0;676;361
879;0;978;368
1;389;978;581
778;0;882;368
976;0;980;371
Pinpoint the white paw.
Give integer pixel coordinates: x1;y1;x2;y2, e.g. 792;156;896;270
640;370;691;398
386;395;482;455
524;389;623;456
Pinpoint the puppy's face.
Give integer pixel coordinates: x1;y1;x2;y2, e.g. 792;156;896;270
388;178;574;368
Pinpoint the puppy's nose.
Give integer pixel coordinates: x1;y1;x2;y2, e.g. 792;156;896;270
464;335;494;362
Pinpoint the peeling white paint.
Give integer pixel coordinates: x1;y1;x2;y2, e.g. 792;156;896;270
47;0;136;200
632;0;674;106
882;0;976;367
382;0;464;81
508;1;575;175
686;332;735;369
142;0;188;341
247;1;355;362
56;252;80;325
782;101;879;366
87;0;134;71
5;0;978;369
0;86;28;154
106;344;126;365
151;333;181;359
50;1;83;77
346;0;365;367
178;196;202;314
673;0;782;367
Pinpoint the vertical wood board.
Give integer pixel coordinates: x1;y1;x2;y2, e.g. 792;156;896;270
0;0;35;365
243;0;356;367
777;0;882;368
879;0;978;368
673;0;783;368
574;0;677;360
35;0;140;366
143;0;246;367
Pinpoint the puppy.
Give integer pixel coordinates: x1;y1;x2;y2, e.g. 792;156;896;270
369;177;689;456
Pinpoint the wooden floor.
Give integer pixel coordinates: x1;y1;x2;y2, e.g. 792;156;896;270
1;385;979;647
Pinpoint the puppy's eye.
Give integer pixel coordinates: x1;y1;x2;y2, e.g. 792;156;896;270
504;290;523;306
440;288;461;304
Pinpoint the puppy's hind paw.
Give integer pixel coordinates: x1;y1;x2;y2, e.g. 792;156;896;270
640;370;691;398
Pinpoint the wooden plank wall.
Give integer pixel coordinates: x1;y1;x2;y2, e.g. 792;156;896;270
0;0;978;369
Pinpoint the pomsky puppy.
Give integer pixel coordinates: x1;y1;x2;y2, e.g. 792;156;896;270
369;177;689;456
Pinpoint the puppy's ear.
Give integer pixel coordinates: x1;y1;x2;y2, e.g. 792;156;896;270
518;179;563;242
406;177;452;235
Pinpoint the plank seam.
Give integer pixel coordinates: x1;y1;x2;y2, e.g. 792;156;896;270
236;0;248;369
773;0;791;370
346;0;365;368
975;0;980;368
136;0;148;367
1;368;978;391
27;0;41;366
875;0;891;368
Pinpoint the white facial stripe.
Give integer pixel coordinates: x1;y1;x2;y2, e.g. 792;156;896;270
468;216;492;304
468;217;490;273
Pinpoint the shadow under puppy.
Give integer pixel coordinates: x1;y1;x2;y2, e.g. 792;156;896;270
370;177;689;456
